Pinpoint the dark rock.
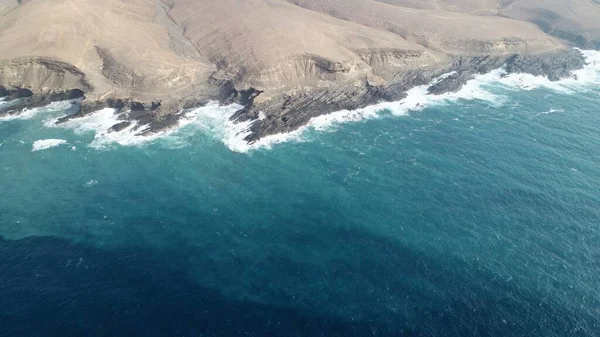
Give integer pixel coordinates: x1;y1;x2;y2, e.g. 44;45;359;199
107;98;127;110
427;72;467;95
136;114;181;136
130;101;146;111
231;104;259;122
428;49;585;95
0;86;8;98
427;55;507;95
150;101;162;111
0;103;22;118
56;98;113;124
68;89;85;99
238;87;263;106
7;88;33;100
235;82;408;143
180;98;208;110
55;97;190;135
108;121;132;133
1;88;85;118
236;49;586;143
217;80;239;102
55;108;87;124
504;48;585;80
48;89;85;102
33;48;590;144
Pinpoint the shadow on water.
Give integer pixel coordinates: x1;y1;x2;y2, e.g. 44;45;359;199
0;231;598;337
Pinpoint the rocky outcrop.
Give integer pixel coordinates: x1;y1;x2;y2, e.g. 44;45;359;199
0;86;10;97
1;47;589;145
232;48;586;142
428;48;584;94
504;48;586;80
95;47;143;89
0;88;84;118
233;82;409;142
354;49;431;69
47;78;265;136
0;58;92;93
4;88;34;100
2;0;598;132
243;54;358;90
108;121;132;133
426;56;506;95
54;95;205;137
55;98;168;125
55;98;129;124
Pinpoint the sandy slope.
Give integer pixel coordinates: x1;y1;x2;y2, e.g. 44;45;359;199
500;0;600;49
167;0;445;92
285;0;562;54
0;0;214;100
0;0;598;102
371;0;600;49
0;0;19;16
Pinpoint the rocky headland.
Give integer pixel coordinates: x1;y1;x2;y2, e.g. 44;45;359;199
233;48;586;142
0;0;598;143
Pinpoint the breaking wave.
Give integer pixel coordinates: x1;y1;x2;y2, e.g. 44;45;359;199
32;139;67;152
1;100;78;122
46;108;159;149
191;49;600;153
31;49;600;153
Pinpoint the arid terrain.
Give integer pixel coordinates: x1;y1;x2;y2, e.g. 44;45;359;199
1;0;599;141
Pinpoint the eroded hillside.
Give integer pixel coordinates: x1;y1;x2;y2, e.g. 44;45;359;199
0;0;598;141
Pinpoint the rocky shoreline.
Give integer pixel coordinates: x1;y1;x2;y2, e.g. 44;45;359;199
233;48;586;142
0;48;587;143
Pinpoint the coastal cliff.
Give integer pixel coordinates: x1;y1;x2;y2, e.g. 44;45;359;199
1;0;598;144
1;48;587;142
232;48;586;142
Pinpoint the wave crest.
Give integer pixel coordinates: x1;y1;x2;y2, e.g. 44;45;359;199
32;139;67;151
36;49;600;153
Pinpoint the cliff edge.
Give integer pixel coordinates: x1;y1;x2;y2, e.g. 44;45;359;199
0;0;598;142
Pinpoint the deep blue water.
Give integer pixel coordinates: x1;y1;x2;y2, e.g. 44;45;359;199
1;79;600;336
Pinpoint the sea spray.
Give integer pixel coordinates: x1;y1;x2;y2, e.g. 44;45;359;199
31;139;67;151
32;49;600;153
1;99;80;122
180;49;600;152
2;75;600;336
46;108;152;149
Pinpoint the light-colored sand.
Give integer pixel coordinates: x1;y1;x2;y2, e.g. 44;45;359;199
0;0;214;100
0;0;598;101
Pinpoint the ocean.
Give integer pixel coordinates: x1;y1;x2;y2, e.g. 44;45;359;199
1;50;600;336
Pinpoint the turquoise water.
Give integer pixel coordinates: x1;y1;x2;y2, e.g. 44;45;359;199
1;78;600;335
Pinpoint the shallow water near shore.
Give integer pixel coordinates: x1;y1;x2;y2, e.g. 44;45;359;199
2;62;600;335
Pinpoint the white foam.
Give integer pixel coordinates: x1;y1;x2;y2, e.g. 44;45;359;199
245;70;505;149
226;50;600;152
175;103;293;153
535;107;565;117
85;180;98;187
148;102;309;153
44;103;252;151
32;70;507;153
32;139;67;151
1;100;78;122
492;49;600;93
36;50;600;153
46;108;161;149
234;127;307;153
